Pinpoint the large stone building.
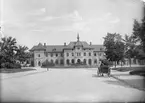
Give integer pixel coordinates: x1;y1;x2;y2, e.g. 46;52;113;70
30;35;105;67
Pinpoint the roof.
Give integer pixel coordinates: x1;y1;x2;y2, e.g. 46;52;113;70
30;41;105;52
90;45;105;51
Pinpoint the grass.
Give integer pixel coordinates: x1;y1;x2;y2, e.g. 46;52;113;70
112;66;145;76
0;68;36;73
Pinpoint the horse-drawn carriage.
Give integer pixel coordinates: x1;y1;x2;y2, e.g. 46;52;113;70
97;59;111;77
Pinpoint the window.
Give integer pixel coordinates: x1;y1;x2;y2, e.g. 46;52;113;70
94;59;97;64
67;53;69;57
55;59;58;64
66;59;70;65
79;53;81;56
88;59;92;65
94;53;96;56
77;59;81;64
51;59;53;64
38;54;40;57
72;53;74;56
45;52;48;57
38;61;41;66
77;47;80;50
51;53;53;57
83;59;86;64
89;52;91;56
84;52;86;56
56;53;58;57
71;59;74;64
77;52;81;56
60;59;64;65
61;53;63;57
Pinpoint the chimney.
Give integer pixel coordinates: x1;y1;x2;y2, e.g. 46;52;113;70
90;42;92;45
64;42;66;46
44;43;46;47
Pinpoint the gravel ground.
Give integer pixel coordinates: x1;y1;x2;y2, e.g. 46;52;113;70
1;68;145;102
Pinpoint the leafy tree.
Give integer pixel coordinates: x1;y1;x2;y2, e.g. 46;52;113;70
0;36;18;68
122;34;138;67
15;45;29;64
103;33;125;67
132;13;145;52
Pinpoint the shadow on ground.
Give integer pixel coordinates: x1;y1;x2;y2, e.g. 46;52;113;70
92;74;111;78
0;68;36;73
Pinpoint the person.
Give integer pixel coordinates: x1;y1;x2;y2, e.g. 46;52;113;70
47;67;49;71
97;60;102;76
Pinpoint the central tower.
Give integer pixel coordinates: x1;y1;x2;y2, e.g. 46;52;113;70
77;33;80;42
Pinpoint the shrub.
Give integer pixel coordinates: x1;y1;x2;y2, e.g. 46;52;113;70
0;62;21;69
42;60;55;68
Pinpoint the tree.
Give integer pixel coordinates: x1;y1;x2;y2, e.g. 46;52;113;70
103;33;125;67
132;13;145;52
15;45;29;64
123;34;138;67
0;36;18;68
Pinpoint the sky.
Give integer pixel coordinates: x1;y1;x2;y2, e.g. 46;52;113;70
0;0;144;49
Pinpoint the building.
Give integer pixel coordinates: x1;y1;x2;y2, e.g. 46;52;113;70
30;34;105;67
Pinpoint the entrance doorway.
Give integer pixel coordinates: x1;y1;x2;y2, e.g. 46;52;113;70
38;61;41;66
77;59;81;64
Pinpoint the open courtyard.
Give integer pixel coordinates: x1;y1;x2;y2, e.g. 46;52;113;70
0;68;145;102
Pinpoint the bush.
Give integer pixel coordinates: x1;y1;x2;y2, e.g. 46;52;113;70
1;62;21;69
42;60;55;68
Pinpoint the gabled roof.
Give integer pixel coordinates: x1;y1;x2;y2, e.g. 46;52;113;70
30;42;105;52
67;41;92;48
30;43;46;51
46;45;66;52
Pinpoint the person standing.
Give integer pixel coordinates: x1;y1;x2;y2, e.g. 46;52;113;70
47;67;49;71
97;60;102;76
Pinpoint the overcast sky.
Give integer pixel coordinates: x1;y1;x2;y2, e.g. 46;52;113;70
0;0;144;49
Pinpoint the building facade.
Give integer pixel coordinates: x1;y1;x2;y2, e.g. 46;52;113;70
30;35;105;67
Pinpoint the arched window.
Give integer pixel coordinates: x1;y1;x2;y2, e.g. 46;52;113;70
71;59;74;64
84;52;86;56
77;59;81;64
38;54;40;57
89;53;91;56
89;59;92;65
83;59;86;64
51;59;53;64
67;53;69;57
66;59;70;65
94;53;96;56
94;59;97;64
60;59;64;65
38;61;41;66
55;59;58;65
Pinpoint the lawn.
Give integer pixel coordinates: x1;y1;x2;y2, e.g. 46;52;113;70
112;66;145;76
0;68;36;73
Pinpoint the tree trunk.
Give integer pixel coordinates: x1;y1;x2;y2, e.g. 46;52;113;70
121;61;122;67
129;58;131;67
115;61;116;68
